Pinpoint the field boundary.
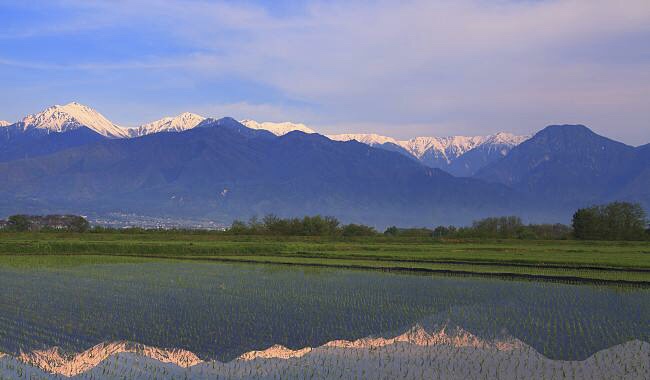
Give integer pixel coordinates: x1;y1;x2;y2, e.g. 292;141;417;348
4;252;649;286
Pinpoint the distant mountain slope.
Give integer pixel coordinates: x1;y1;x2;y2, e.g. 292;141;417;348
0;121;10;127
327;133;487;165
0;125;106;162
130;112;205;137
0;103;126;162
0;105;319;163
17;102;129;138
609;143;650;207
0;119;522;226
0;103;527;176
328;132;527;175
240;120;316;136
475;125;647;209
449;133;529;176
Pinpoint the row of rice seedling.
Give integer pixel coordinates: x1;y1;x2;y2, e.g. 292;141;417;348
0;257;647;364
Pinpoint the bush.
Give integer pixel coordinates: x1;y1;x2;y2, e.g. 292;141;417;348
227;215;374;237
432;226;457;238
341;224;377;237
384;226;433;237
433;217;572;240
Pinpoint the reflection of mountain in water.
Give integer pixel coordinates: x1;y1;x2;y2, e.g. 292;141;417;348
3;325;648;379
2;261;647;363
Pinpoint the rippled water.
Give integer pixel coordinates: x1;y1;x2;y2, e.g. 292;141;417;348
0;256;647;362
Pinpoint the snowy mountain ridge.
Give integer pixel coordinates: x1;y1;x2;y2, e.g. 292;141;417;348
328;132;527;163
17;102;130;138
326;133;400;146
240;120;316;136
0;121;10;127
5;103;528;175
130;112;205;137
7;103;527;151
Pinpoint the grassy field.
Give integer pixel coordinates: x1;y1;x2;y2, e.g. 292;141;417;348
0;231;648;283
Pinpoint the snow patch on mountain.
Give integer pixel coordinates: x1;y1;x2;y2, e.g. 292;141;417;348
0;121;10;127
18;102;129;138
240;120;315;136
328;133;487;160
404;136;486;161
482;132;529;149
8;103;529;165
130;112;205;137
327;133;400;146
328;133;517;161
328;130;529;169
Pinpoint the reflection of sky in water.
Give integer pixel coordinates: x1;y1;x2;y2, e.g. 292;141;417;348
0;259;647;361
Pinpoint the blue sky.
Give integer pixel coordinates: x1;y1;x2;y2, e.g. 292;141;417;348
0;0;649;144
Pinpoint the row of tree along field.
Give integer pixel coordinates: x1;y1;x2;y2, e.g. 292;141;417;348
1;202;648;240
0;214;90;233
229;202;649;240
428;203;647;240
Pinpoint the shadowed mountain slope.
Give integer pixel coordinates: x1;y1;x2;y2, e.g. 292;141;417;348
0;119;523;226
0;124;106;162
475;125;648;210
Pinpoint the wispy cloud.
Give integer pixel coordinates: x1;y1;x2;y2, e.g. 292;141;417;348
1;0;649;143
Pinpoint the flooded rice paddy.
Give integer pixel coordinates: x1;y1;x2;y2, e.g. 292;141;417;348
0;256;648;379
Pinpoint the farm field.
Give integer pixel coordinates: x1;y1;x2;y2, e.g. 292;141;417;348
0;255;647;379
0;232;649;283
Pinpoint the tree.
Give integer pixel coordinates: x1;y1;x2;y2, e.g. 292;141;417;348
341;224;377;237
229;220;249;234
471;216;523;238
384;226;399;236
68;216;90;233
7;215;32;232
573;202;647;240
603;202;647;240
572;207;600;240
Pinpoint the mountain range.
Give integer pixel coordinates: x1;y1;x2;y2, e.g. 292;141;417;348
0;102;647;226
327;132;528;176
0;103;527;176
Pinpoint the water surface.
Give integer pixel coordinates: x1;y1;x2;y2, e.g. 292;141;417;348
0;256;647;361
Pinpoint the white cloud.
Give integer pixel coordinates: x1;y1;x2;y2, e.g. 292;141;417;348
3;0;650;143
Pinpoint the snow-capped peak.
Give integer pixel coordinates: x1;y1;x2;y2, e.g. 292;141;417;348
0;120;10;127
240;120;316;136
328;133;487;161
130;112;206;137
19;102;129;138
483;132;530;146
326;127;529;166
327;133;400;146
403;135;487;161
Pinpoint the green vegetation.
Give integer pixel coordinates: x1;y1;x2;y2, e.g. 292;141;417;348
229;214;377;236
573;202;648;240
0;202;648;283
427;217;573;240
227;202;649;241
0;231;648;283
3;214;90;232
